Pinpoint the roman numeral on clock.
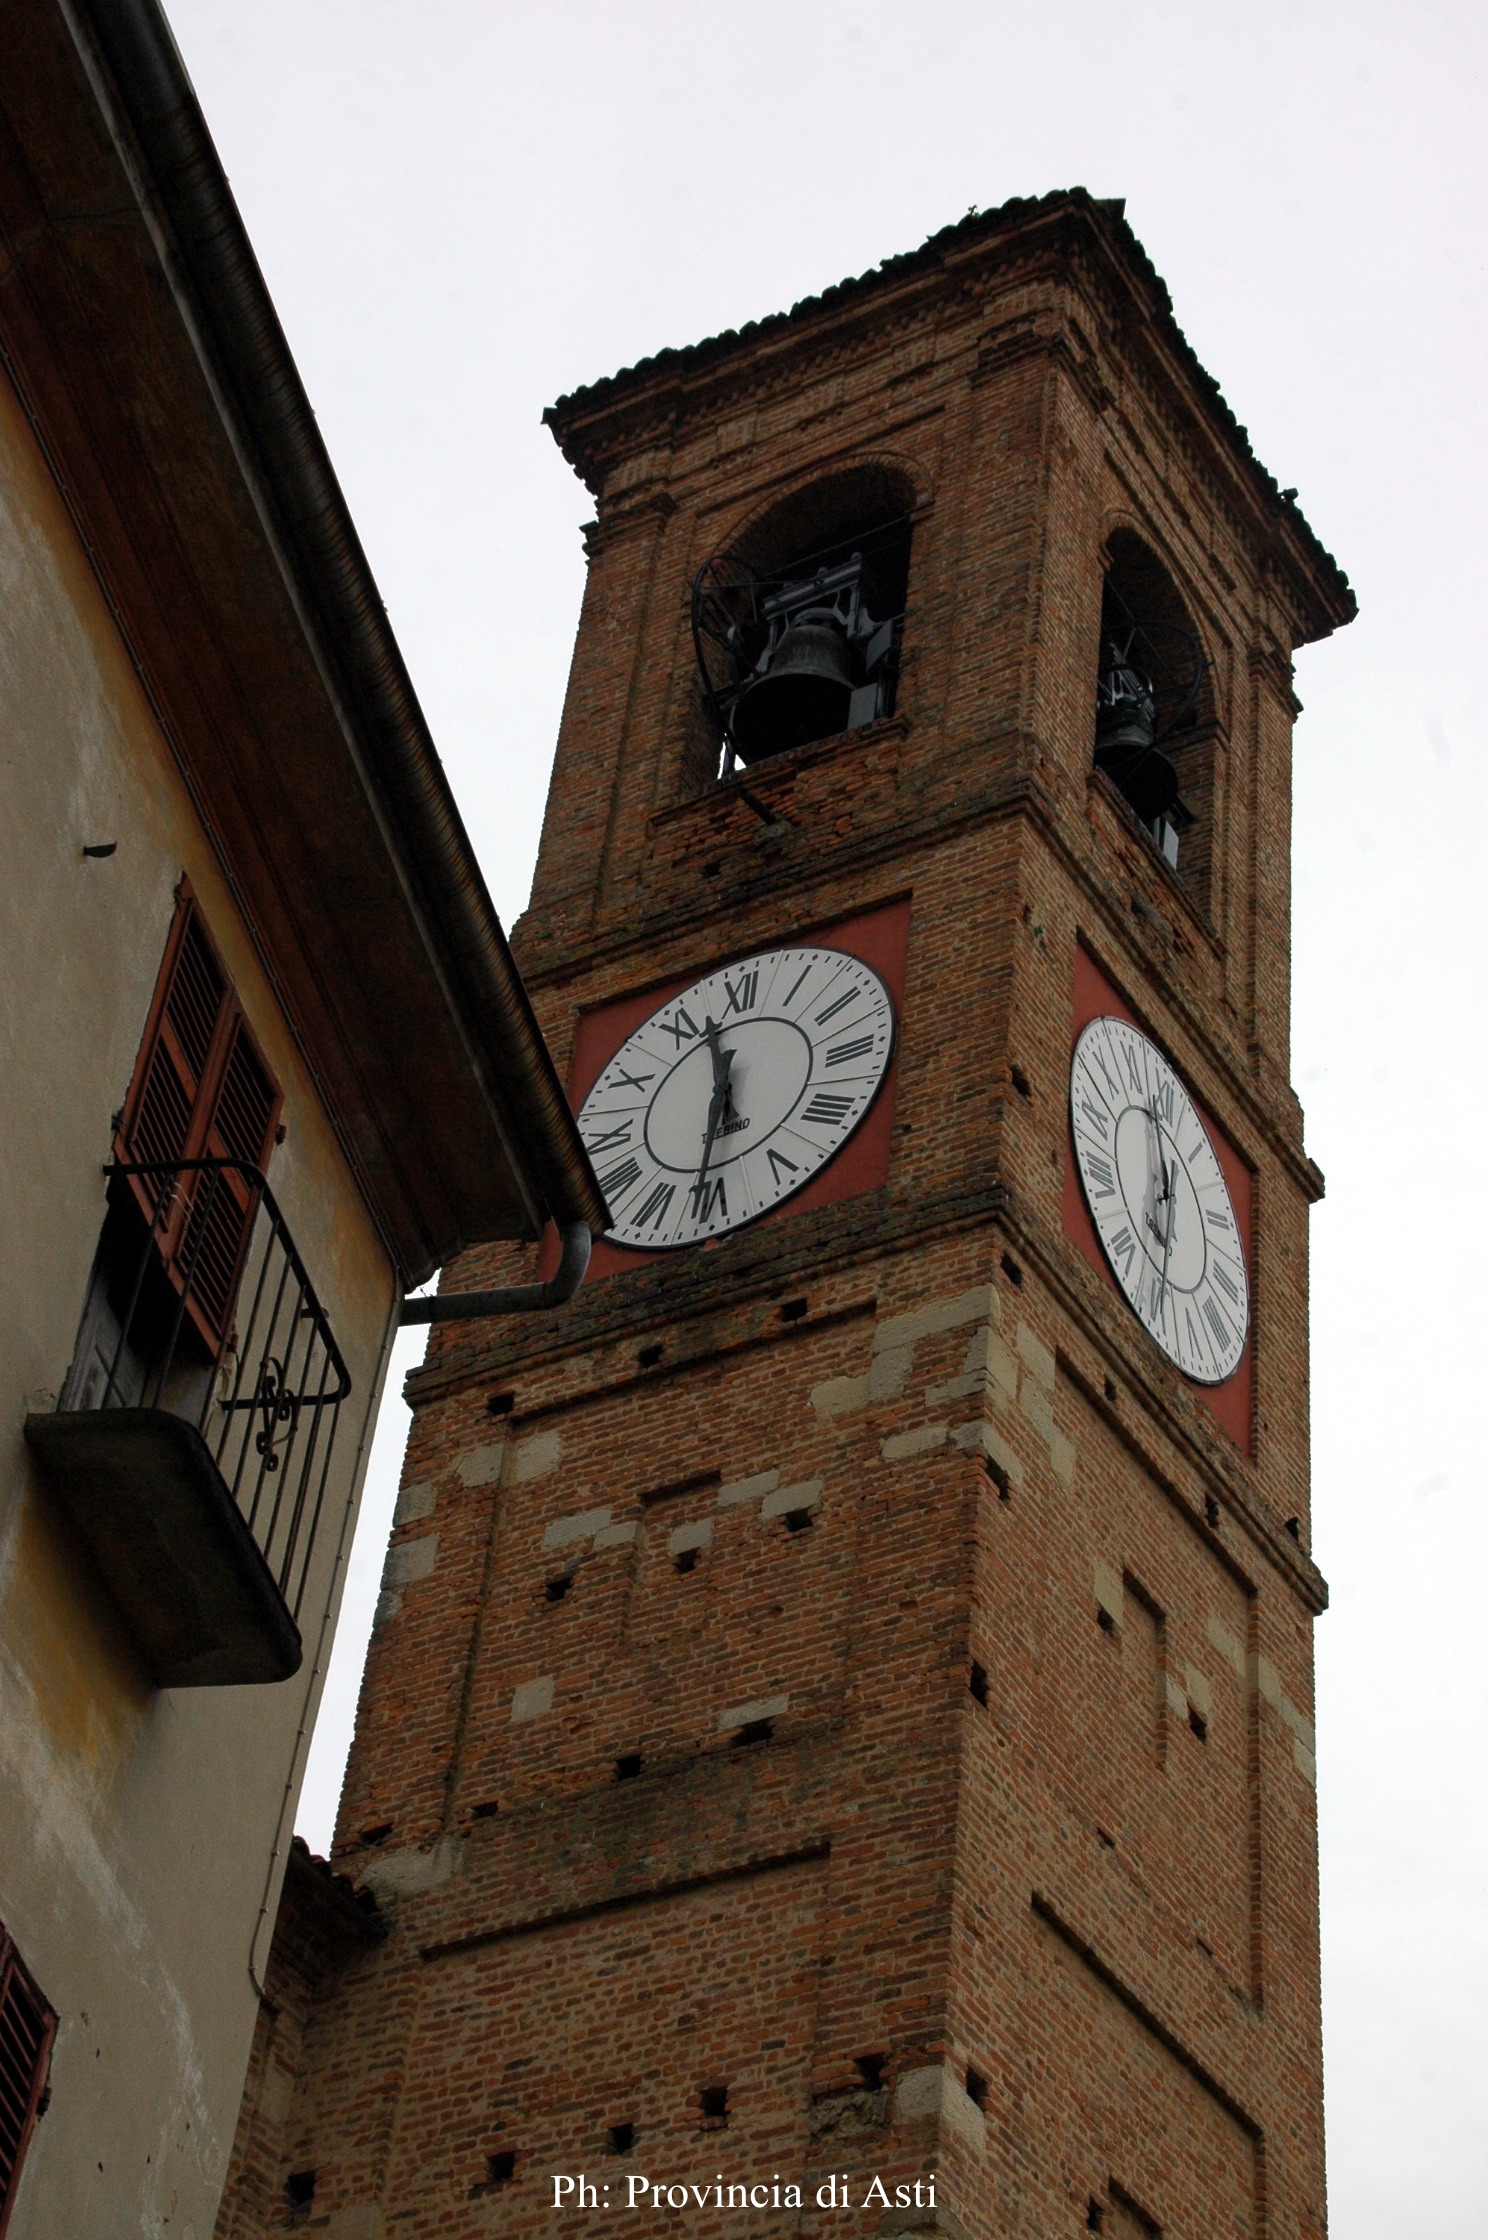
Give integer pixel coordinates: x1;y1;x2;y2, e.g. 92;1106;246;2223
598;1157;642;1200
825;1035;875;1067
802;1092;853;1125
689;1174;726;1222
633;1180;675;1230
583;1119;632;1154
723;969;758;1015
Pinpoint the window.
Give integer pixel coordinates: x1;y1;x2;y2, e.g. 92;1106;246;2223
116;884;281;1350
0;1924;56;2238
1093;531;1215;895
690;465;915;779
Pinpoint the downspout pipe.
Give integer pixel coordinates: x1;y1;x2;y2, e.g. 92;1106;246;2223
400;1220;592;1325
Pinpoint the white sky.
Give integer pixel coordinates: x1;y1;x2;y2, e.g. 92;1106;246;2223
161;4;1486;2232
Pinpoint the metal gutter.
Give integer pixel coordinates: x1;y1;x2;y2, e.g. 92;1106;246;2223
69;0;608;1249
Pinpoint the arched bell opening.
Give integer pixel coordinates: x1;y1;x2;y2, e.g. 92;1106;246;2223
1093;531;1216;894
692;466;915;775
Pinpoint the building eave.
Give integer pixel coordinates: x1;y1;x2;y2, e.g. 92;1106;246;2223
0;0;607;1287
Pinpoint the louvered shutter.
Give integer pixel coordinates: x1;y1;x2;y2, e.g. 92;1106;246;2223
117;887;282;1351
0;1929;54;2239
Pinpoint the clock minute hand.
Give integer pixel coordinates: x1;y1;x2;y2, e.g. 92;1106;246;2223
1148;1101;1179;1333
692;1017;734;1205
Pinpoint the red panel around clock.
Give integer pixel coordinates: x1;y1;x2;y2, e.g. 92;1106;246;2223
557;896;911;1286
1063;944;1254;1455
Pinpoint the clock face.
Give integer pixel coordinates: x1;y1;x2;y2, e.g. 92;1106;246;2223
578;946;895;1250
1070;1016;1249;1385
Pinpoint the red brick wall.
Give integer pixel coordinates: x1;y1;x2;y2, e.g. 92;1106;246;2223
217;196;1344;2240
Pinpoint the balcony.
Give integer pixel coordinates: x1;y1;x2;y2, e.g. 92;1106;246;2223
25;1159;350;1687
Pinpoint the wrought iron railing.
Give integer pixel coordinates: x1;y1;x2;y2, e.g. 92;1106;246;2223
83;1157;352;1622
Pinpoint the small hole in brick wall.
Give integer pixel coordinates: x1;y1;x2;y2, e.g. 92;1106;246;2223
779;1297;809;1322
732;1718;773;1748
1103;1376;1117;1404
487;1391;515;1417
615;1754;643;1781
701;860;722;879
1010;1066;1032;1100
968;1661;989;1705
783;1508;814;1534
983;1455;1011;1502
674;1547;700;1574
965;2069;988;2111
1000;1253;1023;1287
1285;1516;1301;1540
359;1822;392;1848
638;1343;664;1369
607;2123;636;2155
285;2171;316;2218
698;2085;730;2125
1205;1494;1220;1528
545;1575;573;1603
1087;2203;1106;2232
1096;1607;1116;1636
486;2151;517;2187
1188;1704;1209;1743
854;2054;886;2089
470;1799;499;1820
1096;1826;1116;1849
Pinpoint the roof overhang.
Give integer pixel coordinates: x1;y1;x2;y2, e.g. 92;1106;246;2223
0;0;607;1286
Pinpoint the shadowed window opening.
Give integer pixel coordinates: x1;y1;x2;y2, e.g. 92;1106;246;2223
637;1344;664;1369
1097;1606;1117;1636
615;1754;643;1781
698;2085;730;2125
1188;1704;1209;1742
1010;1066;1032;1099
544;1575;572;1604
359;1823;392;1848
854;2054;886;2089
285;2171;317;2223
779;1297;809;1322
965;2069;988;2110
486;2152;517;2187
968;1661;989;1705
608;2123;636;2154
673;1547;700;1574
783;1507;814;1534
732;1718;773;1747
470;1799;499;1820
983;1455;1011;1502
487;1390;515;1417
1093;531;1215;888
691;466;915;778
1000;1254;1023;1287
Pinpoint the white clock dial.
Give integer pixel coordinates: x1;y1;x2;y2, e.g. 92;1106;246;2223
1070;1016;1249;1385
578;946;895;1250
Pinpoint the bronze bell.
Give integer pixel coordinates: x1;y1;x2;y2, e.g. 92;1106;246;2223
730;614;855;764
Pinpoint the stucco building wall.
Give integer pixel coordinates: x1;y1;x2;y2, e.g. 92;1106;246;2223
0;356;398;2239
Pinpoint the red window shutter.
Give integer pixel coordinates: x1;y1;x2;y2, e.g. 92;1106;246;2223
0;1928;55;2239
117;886;282;1351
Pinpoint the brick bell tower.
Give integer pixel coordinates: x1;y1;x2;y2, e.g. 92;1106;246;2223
218;192;1354;2240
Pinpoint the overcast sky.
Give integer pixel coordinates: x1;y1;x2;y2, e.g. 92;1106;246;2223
162;4;1485;2231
